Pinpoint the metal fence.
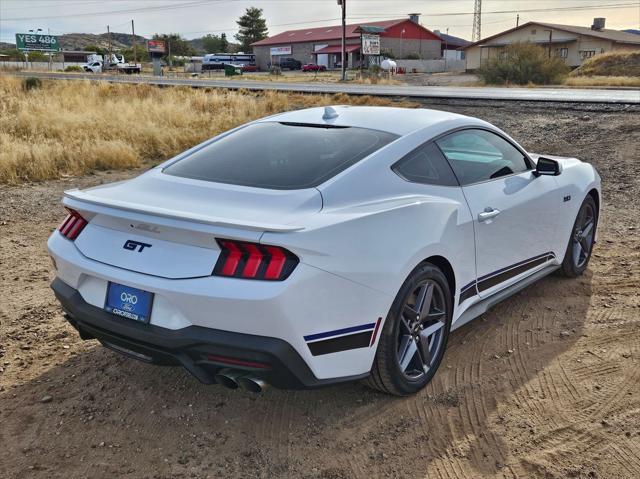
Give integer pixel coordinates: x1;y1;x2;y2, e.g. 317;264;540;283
395;59;467;73
0;61;86;70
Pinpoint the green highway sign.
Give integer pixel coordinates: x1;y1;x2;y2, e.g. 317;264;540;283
15;33;60;52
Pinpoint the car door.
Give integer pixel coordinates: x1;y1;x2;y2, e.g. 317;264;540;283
436;128;559;299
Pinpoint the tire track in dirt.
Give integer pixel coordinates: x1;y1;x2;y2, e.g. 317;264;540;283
502;312;640;477
249;390;299;473
2;106;640;479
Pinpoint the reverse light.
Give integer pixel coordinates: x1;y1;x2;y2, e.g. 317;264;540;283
213;239;298;281
58;209;88;240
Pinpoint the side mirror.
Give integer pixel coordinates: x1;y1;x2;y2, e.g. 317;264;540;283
534;157;562;177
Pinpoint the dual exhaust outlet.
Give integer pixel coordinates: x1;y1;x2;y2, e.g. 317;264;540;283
214;369;268;393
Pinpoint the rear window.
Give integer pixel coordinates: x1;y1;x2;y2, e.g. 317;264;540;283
163;122;398;190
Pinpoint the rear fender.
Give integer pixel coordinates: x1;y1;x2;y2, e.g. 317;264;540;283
262;191;476;315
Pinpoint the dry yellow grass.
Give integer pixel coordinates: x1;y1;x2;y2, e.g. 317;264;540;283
192;71;401;85
0;75;415;184
570;50;640;77
564;75;640;87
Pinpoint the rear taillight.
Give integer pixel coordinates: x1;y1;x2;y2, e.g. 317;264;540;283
58;209;88;240
213;239;298;281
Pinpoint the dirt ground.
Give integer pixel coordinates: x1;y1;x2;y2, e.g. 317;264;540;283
1;100;639;479
401;72;480;87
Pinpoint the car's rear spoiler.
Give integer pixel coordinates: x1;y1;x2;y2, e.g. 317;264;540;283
63;189;305;233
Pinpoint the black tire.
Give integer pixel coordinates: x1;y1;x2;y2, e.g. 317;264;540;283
560;195;598;278
365;263;453;396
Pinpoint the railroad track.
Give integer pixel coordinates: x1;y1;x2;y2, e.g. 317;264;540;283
10;70;640;104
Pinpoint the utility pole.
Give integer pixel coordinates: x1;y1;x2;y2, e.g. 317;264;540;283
107;24;112;70
472;0;482;42
444;27;449;70
131;19;137;67
47;27;52;71
338;0;346;81
542;29;553;58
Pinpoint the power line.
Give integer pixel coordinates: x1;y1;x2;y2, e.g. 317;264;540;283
0;0;226;21
3;0;637;22
352;3;639;18
1;2;636;42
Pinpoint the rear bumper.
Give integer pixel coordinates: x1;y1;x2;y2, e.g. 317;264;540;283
51;278;368;389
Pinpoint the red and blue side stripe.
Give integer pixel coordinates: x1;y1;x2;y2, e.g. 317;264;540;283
304;318;382;356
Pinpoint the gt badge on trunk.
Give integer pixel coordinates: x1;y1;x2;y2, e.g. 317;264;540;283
123;240;152;252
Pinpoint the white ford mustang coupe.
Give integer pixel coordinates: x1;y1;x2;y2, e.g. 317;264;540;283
48;106;601;395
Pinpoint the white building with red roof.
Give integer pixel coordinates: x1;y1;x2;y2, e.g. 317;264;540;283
251;14;443;71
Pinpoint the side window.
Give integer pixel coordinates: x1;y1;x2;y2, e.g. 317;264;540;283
436;129;530;185
392;142;459;187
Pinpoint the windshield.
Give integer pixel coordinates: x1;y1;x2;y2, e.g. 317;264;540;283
163;122;398;190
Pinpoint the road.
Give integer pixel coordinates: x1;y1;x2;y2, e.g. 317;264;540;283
12;71;640;103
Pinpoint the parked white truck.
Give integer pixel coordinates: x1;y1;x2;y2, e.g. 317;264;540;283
82;54;141;74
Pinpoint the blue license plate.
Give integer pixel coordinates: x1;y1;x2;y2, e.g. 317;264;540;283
104;282;154;323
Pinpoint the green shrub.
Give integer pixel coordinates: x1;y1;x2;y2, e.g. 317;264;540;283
368;64;382;76
64;65;83;72
405;52;422;60
478;43;570;85
22;77;42;91
0;48;26;61
380;49;396;60
26;51;47;62
169;57;185;67
360;64;384;84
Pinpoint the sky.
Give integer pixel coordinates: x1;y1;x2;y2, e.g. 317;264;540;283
1;0;639;44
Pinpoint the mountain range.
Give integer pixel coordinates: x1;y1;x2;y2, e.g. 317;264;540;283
0;32;235;54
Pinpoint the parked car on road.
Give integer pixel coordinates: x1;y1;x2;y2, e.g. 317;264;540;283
82;61;102;73
302;63;327;72
48;106;601;396
278;57;302;70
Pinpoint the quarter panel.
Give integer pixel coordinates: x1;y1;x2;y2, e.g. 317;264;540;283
263;183;477;324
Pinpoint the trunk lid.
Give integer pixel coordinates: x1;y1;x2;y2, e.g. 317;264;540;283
66;169;320;279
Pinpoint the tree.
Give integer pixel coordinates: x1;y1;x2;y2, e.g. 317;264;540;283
84;44;107;55
235;7;268;52
121;44;149;62
152;33;195;57
0;48;26;61
220;33;229;53
202;34;222;53
26;51;47;61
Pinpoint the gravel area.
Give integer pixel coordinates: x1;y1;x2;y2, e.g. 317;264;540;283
0;100;638;479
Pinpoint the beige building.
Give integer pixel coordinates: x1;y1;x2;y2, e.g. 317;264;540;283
464;19;640;71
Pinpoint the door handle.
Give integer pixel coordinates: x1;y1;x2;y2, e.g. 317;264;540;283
478;207;501;222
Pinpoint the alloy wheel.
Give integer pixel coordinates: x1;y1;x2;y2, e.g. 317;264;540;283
572;202;596;268
396;280;447;380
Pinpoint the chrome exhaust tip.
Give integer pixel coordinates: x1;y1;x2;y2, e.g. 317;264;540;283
214;369;245;389
236;376;268;393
